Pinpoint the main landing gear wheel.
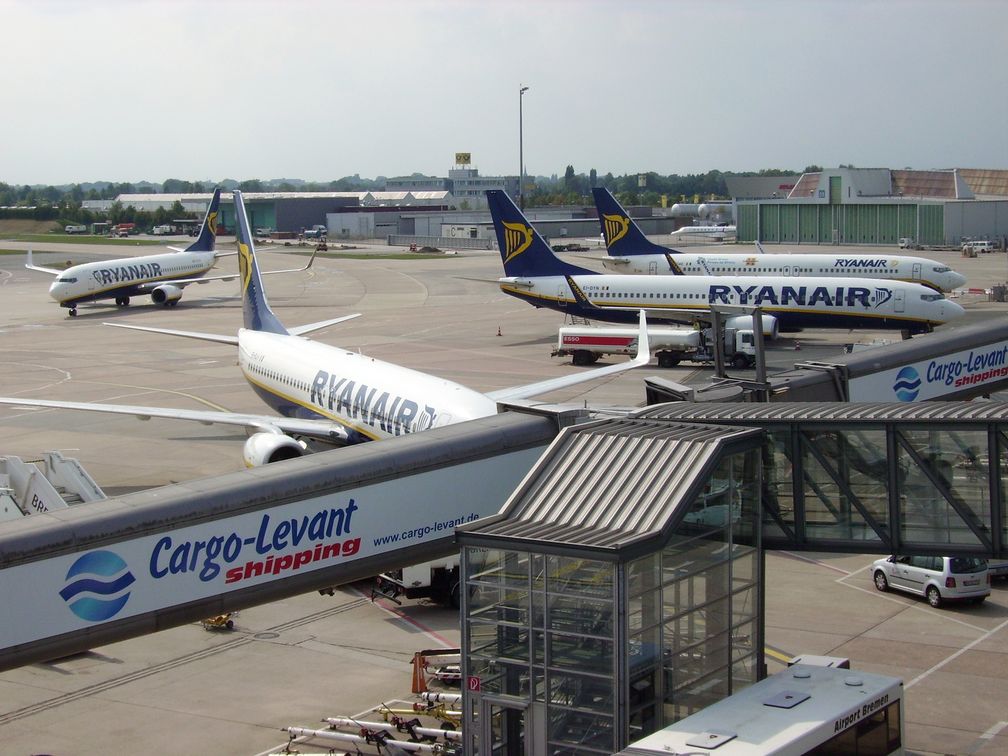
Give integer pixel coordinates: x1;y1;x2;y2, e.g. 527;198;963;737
68;308;77;317
115;296;130;307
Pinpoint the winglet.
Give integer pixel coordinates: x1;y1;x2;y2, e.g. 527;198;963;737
25;248;64;276
633;309;651;366
185;187;221;254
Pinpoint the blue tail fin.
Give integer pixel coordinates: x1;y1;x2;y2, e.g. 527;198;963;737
184;187;221;253
233;191;287;335
592;187;671;257
486;190;596;278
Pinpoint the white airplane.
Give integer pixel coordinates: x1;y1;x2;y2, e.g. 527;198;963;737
488;190;965;337
0;191;650;468
24;187;301;316
594;188;966;293
669;224;736;242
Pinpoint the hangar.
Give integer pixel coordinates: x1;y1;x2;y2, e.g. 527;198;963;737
728;167;1008;247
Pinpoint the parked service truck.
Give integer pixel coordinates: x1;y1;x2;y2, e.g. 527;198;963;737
553;324;756;369
371;557;462;608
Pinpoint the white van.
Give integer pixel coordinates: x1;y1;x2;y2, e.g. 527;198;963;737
971;240;995;253
872;555;990;607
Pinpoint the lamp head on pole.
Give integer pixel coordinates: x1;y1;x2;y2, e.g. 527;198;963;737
520;85;529;96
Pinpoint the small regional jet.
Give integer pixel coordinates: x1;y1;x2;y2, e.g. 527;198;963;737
487;189;964;336
669;224;737;242
25;188;307;316
593;188;967;293
0;191;650;468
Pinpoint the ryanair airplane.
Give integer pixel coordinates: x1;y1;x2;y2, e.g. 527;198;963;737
0;191;649;467
488;190;964;336
593;188;966;293
24;188;306;316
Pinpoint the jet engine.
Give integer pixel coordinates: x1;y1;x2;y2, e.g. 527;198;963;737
242;432;307;467
151;284;183;305
725;313;779;341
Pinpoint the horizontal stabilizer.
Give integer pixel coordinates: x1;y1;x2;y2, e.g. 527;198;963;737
288;313;361;337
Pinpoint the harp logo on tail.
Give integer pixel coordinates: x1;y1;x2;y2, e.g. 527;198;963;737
502;221;533;264
602;213;630;245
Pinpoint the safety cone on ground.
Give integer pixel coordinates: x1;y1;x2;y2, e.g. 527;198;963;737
794;340;801;351
497;325;502;336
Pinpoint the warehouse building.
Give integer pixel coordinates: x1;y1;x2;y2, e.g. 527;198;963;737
728;168;1008;247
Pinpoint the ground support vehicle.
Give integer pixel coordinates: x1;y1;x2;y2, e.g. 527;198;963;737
553;324;756;369
372;557;462;607
302;224;327;239
64;224;87;234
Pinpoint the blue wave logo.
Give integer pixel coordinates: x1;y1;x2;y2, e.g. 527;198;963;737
60;550;136;622
893;366;921;401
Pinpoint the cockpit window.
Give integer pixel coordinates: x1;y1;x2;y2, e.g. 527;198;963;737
55;276;77;283
921;293;943;302
933;266;950;273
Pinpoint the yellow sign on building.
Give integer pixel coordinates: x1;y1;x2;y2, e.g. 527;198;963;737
455;152;471;165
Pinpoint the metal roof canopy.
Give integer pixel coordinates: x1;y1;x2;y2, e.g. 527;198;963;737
457;417;762;561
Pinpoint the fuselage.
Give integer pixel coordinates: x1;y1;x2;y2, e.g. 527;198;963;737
48;250;217;306
236;330;498;444
670;225;737;241
499;273;964;334
602;251;967;293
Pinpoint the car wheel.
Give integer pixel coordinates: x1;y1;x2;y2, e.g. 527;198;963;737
972;596;986;605
873;571;889;592
926;585;942;608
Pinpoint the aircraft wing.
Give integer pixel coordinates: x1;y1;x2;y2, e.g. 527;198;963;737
24;250;63;276
0;396;350;444
487;310;651;402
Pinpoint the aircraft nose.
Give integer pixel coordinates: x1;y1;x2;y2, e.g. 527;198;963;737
48;281;64;300
949;271;968;290
944;299;966;320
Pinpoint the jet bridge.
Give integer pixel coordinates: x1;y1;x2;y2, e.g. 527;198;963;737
0;409;575;672
645;318;1008;403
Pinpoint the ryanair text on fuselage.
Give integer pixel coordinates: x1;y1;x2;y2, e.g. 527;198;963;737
309;370;437;436
92;261;166;286
583;281;892;309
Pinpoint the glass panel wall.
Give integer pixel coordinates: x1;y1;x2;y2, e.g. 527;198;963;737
899;428;989;546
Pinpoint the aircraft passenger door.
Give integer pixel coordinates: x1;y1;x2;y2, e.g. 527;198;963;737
782;266;791;277
894;289;906;313
912;263;921;282
649;261;658;275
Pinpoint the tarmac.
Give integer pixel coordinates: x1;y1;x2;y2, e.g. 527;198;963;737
0;237;1006;754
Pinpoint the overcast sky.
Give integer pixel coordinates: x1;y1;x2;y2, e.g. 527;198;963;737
3;0;1006;186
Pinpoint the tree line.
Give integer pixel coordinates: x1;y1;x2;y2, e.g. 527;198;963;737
0;166;821;226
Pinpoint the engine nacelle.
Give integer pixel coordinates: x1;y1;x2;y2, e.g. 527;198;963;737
242;432;307;467
151;284;183;305
725;313;779;341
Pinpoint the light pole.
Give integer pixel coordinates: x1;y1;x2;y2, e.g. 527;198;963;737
519;85;529;210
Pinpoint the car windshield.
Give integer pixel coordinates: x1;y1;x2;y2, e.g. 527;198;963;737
949;557;987;573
